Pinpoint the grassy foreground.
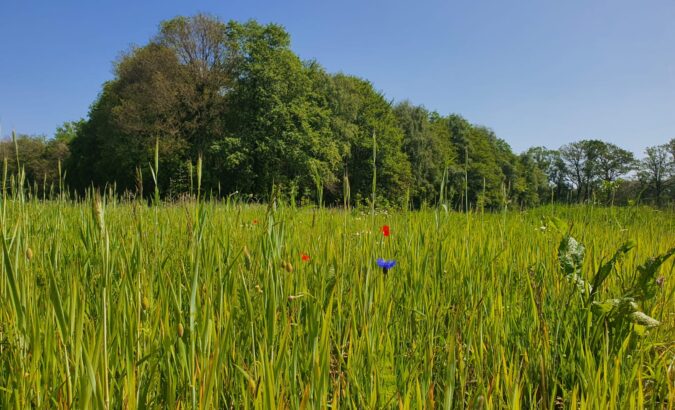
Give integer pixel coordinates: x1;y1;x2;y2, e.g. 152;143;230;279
0;199;673;408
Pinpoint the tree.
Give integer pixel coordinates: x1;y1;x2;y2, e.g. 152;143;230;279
54;120;84;143
223;21;341;199
592;142;635;204
325;74;412;206
559;140;608;202
639;143;673;206
596;143;635;183
520;147;554;204
521;146;573;203
68;44;192;194
155;14;229;75
393;102;454;206
434;114;525;209
580;140;606;201
559;142;584;201
0;134;68;194
155;14;232;159
69;14;234;196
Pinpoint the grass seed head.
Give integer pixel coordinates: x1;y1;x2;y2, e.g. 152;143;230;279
243;245;252;269
92;194;105;233
282;260;293;273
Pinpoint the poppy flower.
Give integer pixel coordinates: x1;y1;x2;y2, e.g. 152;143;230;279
381;225;390;237
252;219;259;225
376;258;396;274
301;253;310;262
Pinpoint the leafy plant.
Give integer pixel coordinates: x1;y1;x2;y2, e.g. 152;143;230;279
557;233;673;347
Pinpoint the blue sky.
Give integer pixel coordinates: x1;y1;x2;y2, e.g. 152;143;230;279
1;0;673;155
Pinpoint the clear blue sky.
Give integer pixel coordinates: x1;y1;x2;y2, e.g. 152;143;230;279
1;0;673;155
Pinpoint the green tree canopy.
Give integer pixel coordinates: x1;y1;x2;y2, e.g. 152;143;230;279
61;13;672;208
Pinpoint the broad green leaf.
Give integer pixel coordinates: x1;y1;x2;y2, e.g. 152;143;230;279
589;240;635;302
627;246;675;301
545;216;569;234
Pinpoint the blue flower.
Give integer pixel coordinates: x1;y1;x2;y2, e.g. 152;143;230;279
376;258;396;273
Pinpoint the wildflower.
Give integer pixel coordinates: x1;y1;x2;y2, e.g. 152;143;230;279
252;219;259;225
376;258;396;274
381;225;390;237
301;253;310;262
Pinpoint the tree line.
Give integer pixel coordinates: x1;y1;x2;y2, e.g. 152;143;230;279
2;14;674;208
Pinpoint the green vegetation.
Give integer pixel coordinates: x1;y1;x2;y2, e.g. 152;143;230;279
3;14;674;208
0;189;673;407
1;13;673;408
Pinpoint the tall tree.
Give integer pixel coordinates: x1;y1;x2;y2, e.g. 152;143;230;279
393;102;454;206
560;140;608;202
520;147;555;204
639;143;673;206
438;114;524;209
325;74;412;206
560;142;584;201
223;21;341;199
596;142;635;183
0;134;68;193
155;14;232;156
68;44;192;194
592;142;634;204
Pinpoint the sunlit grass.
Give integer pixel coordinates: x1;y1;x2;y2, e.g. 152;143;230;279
0;196;673;408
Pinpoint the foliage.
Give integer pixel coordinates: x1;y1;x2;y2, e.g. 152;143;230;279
54;120;84;143
12;12;665;208
393;102;454;206
555;231;674;360
0;133;68;195
638;142;674;206
325;74;412;206
223;21;342;198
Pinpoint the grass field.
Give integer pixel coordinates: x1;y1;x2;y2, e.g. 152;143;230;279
0;197;673;408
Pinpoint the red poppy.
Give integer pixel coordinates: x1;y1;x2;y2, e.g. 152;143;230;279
301;253;310;262
381;225;390;237
252;219;259;225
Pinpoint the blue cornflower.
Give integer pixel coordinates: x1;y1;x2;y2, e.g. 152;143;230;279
376;258;396;273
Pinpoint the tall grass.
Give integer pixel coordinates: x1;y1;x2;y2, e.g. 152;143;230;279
0;187;673;408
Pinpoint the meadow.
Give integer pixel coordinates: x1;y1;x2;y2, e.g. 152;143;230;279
0;194;673;408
